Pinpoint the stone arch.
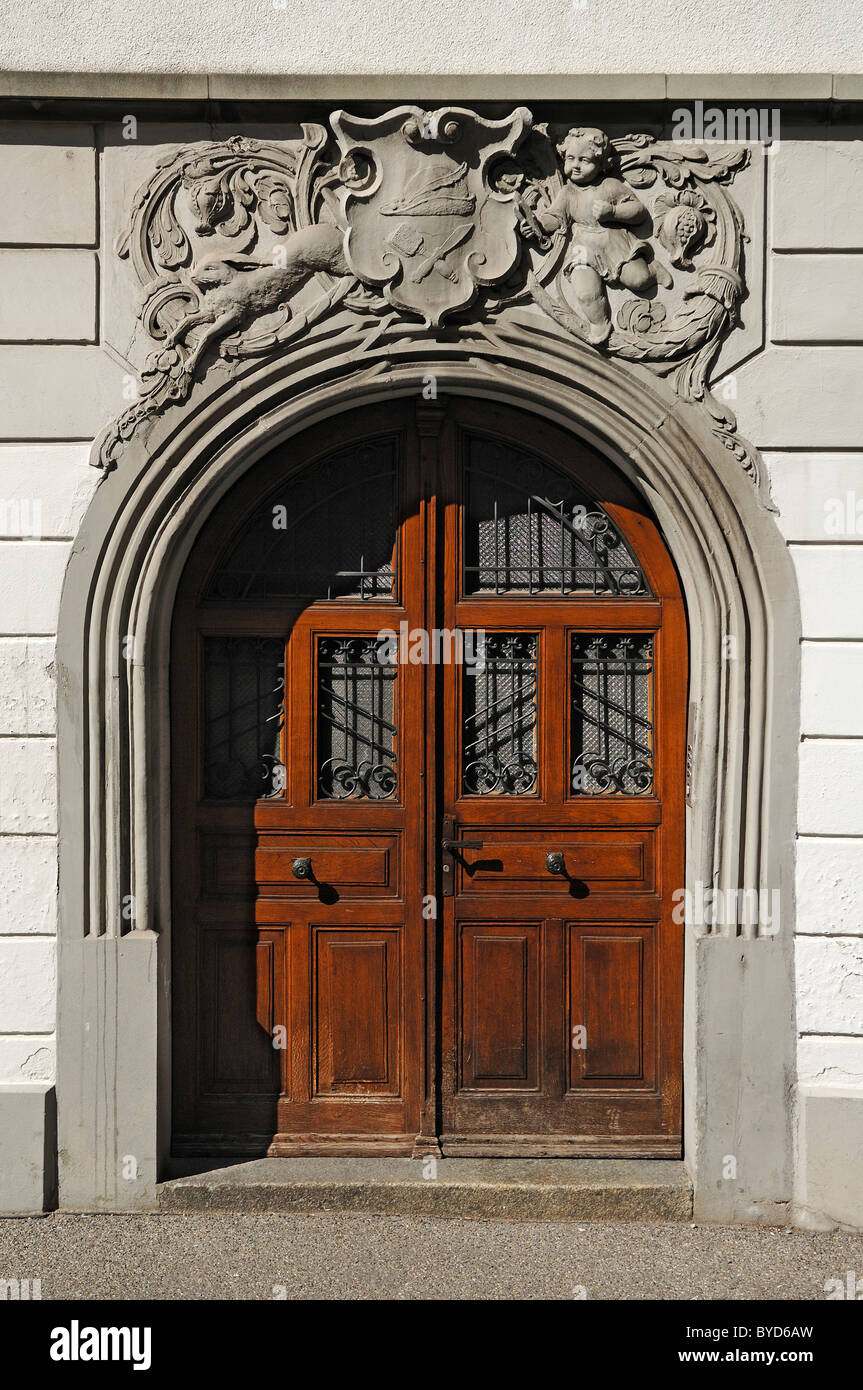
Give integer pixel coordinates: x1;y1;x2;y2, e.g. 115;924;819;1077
56;324;800;1220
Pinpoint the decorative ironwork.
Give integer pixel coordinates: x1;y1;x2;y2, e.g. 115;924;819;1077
206;438;398;602
463;633;538;795
203;637;285;799
464;436;649;596
318;637;397;799
571;635;653;795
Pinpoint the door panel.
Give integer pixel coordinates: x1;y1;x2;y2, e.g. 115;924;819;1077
460;924;541;1090
314;929;401;1095
438;398;684;1155
199;928;281;1091
171;396;686;1159
255;834;401;897
569;927;655;1085
451;830;656;894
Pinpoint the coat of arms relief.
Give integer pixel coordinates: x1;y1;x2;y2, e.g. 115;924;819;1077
102;105;756;490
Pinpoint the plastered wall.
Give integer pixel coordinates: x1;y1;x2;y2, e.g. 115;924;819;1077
0;1;861;76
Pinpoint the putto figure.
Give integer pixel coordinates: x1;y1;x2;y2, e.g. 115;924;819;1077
530;127;672;343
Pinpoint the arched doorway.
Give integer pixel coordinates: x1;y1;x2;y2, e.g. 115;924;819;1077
57;332;799;1218
170;396;687;1158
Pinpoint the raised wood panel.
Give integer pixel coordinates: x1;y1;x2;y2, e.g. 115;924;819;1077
459;924;540;1090
568;926;656;1088
256;939;274;1033
256;833;399;897
314;929;401;1096
455;831;654;894
200;929;280;1094
200;832;256;899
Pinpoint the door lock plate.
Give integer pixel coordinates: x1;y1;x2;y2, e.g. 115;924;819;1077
440;815;484;896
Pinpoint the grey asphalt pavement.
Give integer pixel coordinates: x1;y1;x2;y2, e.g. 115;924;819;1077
2;1213;863;1300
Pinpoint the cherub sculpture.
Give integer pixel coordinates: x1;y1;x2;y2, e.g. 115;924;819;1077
527;127;672;344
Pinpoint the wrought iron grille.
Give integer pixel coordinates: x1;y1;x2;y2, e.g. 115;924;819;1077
318;637;398;800
464;436;649;596
463;633;538;795
205;438;398;602
203;637;285;799
571;634;654;795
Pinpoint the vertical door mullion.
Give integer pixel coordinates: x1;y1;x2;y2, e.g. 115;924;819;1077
414;402;448;1150
544;624;567;806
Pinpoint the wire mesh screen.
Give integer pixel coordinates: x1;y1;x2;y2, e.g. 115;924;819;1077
571;634;654;795
463;633;538;795
203;637;285;799
318;637;398;800
206;438;398;602
464;436;649;596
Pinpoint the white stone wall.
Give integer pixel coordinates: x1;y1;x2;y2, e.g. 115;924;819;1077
0;439;98;1084
726;135;863;1117
0;125;105;1088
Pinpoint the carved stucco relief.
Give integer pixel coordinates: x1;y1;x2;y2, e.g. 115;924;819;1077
99;106;763;498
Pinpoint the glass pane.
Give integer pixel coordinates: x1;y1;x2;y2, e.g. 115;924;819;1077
203;637;285;799
206;437;397;602
571;635;653;795
463;633;538;795
464;435;649;596
318;637;397;800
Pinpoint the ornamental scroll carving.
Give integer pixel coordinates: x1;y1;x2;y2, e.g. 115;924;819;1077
99;107;761;495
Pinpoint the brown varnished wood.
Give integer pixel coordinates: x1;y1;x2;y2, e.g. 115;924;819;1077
171;395;686;1158
172;401;425;1155
438;398;685;1154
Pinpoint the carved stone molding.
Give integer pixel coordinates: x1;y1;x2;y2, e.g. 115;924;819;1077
98;107;763;498
59;337;799;1219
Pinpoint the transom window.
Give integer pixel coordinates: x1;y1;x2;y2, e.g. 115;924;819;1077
463;435;650;596
205;437;398;603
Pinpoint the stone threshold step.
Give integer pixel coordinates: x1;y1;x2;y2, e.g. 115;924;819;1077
159;1157;692;1221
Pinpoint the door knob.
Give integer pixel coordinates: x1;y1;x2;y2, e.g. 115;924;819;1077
546;852;566;875
291;856;313;880
441;837;484;851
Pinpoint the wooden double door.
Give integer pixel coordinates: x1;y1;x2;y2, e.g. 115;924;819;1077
172;398;686;1158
